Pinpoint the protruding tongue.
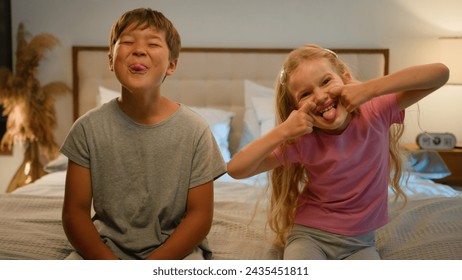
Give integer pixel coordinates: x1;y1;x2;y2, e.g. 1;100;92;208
322;107;337;121
130;64;147;71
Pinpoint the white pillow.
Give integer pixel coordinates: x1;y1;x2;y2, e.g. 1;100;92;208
251;95;276;136
44;154;69;173
239;80;275;150
190;107;234;162
98;86;119;106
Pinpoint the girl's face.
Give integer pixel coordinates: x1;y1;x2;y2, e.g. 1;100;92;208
109;23;177;94
287;58;351;134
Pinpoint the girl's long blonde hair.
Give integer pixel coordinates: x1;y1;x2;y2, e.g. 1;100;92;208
269;44;406;248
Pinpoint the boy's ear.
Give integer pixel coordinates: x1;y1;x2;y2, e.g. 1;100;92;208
108;54;114;71
166;59;178;76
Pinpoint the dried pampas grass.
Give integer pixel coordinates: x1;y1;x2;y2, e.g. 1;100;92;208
0;23;70;192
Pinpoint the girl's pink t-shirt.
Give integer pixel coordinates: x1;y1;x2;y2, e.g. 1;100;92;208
274;94;404;236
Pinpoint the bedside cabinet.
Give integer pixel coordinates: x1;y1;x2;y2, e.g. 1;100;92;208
403;143;462;189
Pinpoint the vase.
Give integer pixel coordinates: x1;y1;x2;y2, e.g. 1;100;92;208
6;140;47;192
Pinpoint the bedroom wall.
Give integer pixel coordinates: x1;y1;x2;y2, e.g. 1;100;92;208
1;0;461;192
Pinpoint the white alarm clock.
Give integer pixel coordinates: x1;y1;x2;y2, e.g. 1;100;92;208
416;132;457;150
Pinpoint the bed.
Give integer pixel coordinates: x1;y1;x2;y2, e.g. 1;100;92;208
1;46;461;260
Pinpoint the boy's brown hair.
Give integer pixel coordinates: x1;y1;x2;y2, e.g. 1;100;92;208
108;8;181;62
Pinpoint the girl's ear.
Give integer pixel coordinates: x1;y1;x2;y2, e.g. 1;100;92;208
342;72;352;83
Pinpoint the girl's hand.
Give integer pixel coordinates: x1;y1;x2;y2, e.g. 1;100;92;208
328;81;372;113
280;101;315;140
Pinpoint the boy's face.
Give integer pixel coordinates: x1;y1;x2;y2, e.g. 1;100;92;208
109;23;177;94
287;58;350;134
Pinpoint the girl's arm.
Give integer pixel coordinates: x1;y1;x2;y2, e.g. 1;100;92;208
62;160;119;260
146;181;214;260
228;101;315;179
330;63;450;111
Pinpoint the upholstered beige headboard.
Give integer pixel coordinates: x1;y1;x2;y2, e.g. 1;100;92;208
72;46;389;154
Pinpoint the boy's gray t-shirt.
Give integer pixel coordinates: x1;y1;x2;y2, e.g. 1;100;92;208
61;99;227;259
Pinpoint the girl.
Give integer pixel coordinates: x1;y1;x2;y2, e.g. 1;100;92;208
227;44;449;259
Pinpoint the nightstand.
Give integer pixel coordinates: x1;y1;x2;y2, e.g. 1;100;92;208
403;143;462;189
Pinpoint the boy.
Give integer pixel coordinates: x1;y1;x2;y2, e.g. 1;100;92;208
61;8;226;260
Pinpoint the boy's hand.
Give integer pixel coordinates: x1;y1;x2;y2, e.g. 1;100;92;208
280;101;315;140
